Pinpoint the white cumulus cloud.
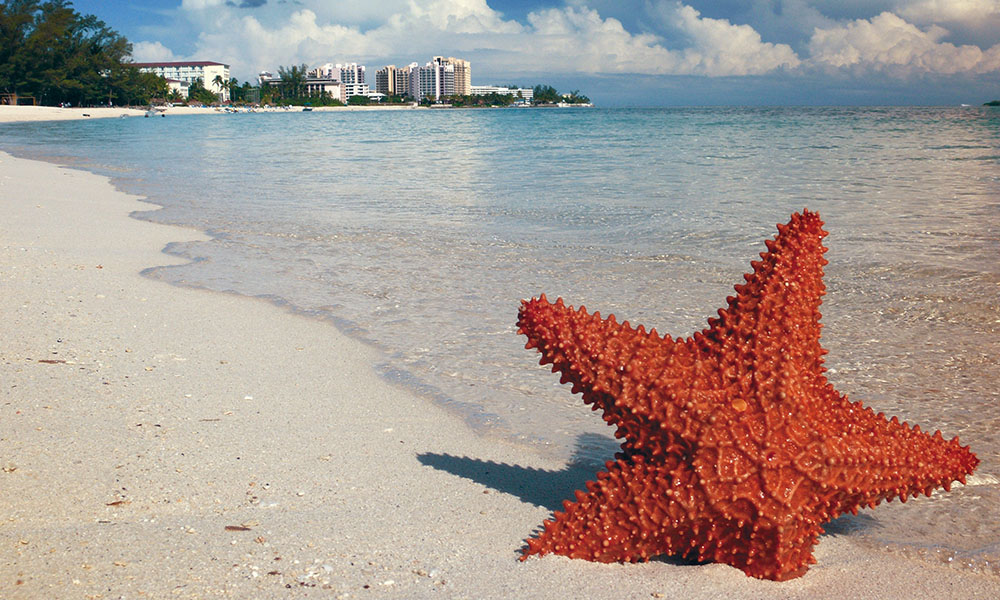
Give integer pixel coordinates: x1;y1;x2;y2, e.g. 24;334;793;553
138;0;800;79
896;0;1000;24
131;40;179;62
132;0;1000;83
807;11;1000;74
661;3;801;75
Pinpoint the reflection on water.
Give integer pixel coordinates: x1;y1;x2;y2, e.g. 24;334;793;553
2;106;999;573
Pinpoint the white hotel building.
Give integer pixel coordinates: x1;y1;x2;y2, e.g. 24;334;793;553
133;61;231;102
470;85;534;103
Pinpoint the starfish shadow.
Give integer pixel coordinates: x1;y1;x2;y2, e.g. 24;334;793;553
417;432;616;511
822;512;878;537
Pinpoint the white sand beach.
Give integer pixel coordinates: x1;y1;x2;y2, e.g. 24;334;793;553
0;103;424;123
2;148;999;598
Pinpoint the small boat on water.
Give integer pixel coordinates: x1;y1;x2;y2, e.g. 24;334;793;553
302;107;313;112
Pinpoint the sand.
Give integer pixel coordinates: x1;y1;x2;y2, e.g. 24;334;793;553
0;103;425;123
2;148;998;599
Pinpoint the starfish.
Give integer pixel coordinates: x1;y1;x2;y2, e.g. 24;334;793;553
516;210;978;581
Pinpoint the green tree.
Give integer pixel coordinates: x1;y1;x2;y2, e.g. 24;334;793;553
211;74;224;99
227;77;241;102
277;63;308;99
186;79;218;105
532;84;560;104
0;0;39;101
563;89;590;104
0;0;161;106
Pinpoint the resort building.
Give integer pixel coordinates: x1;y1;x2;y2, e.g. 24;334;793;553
165;78;190;99
435;57;471;96
375;65;396;96
336;63;365;86
258;71;345;103
470;85;534;103
343;82;371;101
134;61;230;102
410;57;461;102
396;64;417;98
305;77;345;103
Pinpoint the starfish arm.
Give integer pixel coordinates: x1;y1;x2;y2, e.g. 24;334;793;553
781;389;980;512
521;455;699;563
518;294;704;456
522;454;824;580
701;209;832;412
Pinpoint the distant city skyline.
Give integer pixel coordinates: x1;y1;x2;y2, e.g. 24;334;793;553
69;0;1000;106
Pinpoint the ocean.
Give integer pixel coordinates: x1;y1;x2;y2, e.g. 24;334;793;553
3;106;999;573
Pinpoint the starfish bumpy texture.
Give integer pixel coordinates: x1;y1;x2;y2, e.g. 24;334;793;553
517;210;978;581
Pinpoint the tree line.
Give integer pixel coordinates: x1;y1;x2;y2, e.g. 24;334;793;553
531;85;590;105
1;0;166;106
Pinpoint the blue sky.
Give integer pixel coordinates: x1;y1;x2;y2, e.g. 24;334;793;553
70;0;1000;105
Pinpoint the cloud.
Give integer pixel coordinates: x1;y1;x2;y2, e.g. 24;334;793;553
520;3;799;76
134;0;999;84
896;0;1000;24
894;0;1000;47
150;0;800;79
807;11;1000;74
131;40;179;62
656;2;801;75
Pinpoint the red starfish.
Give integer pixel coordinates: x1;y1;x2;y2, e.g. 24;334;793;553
517;210;978;581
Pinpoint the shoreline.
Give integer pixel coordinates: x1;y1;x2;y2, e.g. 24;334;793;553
2;150;999;597
0;102;589;123
0;104;427;123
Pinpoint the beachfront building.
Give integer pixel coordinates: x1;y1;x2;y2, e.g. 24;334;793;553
337;63;365;86
375;65;396;96
410;57;459;102
343;82;371;101
259;70;345;103
165;78;190;99
305;77;345;103
134;61;230;102
436;57;471;96
470;85;534;103
396;64;417;98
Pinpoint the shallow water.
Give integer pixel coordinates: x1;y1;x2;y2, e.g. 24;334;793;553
3;106;999;573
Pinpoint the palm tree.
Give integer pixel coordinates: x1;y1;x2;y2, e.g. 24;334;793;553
211;74;225;102
277;64;309;101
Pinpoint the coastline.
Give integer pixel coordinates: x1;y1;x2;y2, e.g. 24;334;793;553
2;150;999;598
0;102;585;124
0;103;458;123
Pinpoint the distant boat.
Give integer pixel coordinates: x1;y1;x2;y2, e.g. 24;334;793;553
302;107;313;112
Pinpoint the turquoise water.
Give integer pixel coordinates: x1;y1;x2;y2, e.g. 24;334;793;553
3;106;1000;573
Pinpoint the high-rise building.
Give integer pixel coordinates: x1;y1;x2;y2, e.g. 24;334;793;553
396;64;417;99
337;63;365;85
375;65;396;96
435;56;470;96
410;57;462;102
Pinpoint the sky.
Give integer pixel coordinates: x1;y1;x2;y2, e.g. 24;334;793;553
68;0;1000;106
